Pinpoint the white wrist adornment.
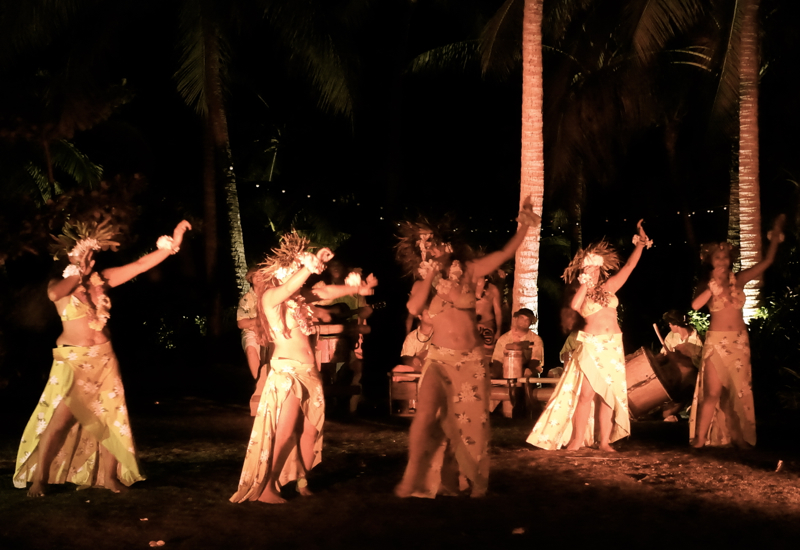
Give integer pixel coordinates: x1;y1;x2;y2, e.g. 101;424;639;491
157;235;179;254
63;264;82;278
632;234;653;249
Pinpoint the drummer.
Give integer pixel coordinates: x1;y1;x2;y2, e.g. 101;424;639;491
490;308;544;379
658;310;703;421
399;309;434;372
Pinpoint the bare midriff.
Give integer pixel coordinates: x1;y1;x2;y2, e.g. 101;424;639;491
271;328;316;364
55;317;111;347
708;304;747;332
430;307;480;351
582;307;622;336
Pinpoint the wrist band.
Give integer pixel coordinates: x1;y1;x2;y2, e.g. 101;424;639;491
632;234;653;249
62;264;82;278
157;235;179;255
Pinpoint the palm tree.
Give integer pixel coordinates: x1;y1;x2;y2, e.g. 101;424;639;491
706;0;763;321
481;0;704;316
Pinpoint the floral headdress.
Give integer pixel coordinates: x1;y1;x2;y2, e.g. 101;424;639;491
50;215;121;262
395;216;471;279
562;240;621;284
699;241;738;266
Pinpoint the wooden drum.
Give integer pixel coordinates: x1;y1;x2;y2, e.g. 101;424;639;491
625;347;681;419
502;349;526;379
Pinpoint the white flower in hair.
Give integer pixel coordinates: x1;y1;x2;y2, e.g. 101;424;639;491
582;253;605;268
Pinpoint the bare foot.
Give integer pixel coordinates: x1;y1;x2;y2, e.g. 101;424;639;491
597;443;617;453
27;480;47;498
394;482;415;498
690;438;705;449
257;485;287;504
564;441;583;451
104;477;128;494
297;485;314;497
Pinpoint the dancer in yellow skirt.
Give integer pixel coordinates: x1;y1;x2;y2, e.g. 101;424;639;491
230;233;377;504
15;217;191;496
689;215;784;448
393;200;538;498
527;220;651;452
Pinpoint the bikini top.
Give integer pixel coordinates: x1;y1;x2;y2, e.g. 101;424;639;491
708;273;745;312
428;273;476;318
55;294;93;322
578;291;619;318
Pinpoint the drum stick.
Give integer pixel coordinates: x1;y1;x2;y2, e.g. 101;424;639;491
652;323;667;348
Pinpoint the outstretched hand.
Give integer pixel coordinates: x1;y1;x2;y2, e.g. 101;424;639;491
768;214;786;243
359;273;378;295
517;197;541;227
172;220;192;247
316;247;335;263
636;219;648;241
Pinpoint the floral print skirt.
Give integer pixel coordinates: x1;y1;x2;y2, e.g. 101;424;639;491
231;359;324;502
14;342;144;489
527;331;630;450
689;330;755;446
400;344;490;498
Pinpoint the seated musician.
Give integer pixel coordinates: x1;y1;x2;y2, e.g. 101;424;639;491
399;309;434;373
658;309;703;421
490;308;544;379
313;260;373;412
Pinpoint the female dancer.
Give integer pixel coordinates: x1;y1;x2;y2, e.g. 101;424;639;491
230;233;377;504
393;202;539;498
689;215;784;448
527;220;651;452
14;218;191;496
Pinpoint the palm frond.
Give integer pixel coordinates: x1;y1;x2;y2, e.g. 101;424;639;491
407;42;481;76
175;0;212;117
628;0;705;63
50;140;103;189
479;0;523;78
264;2;356;118
707;0;745;136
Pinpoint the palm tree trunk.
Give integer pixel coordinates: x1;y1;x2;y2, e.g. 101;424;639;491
513;0;545;316
738;0;762;321
203;26;248;298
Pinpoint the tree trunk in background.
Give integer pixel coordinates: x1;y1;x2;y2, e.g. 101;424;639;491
737;0;762;322
201;20;248;337
513;0;545;318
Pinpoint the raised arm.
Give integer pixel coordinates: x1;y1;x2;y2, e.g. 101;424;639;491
407;269;436;317
306;274;378;303
102;221;192;288
605;219;649;293
472;200;540;279
737;214;785;285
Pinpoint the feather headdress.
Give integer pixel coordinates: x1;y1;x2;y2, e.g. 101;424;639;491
562;240;621;284
395;215;473;279
50;215;121;261
699;241;738;266
257;231;312;285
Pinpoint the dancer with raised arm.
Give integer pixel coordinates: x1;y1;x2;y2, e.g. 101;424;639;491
689;215;785;449
527;220;651;452
230;233;377;504
393;202;539;498
14;218;191;496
